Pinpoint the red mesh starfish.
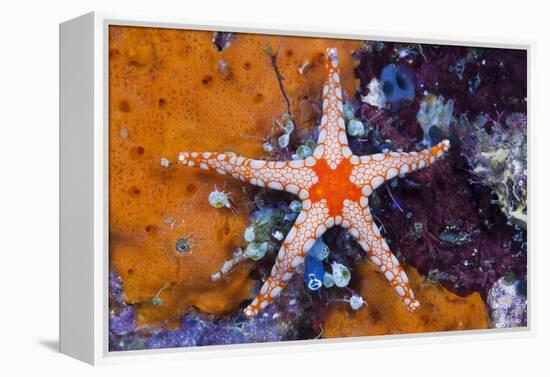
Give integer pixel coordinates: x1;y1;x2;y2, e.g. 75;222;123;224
177;48;450;317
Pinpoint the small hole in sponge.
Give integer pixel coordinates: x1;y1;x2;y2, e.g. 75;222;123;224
216;222;231;241
158;98;167;107
254;93;264;103
185;183;197;195
243;62;252;70
201;75;213;86
286;49;294;57
127;269;134;274
129;186;141;197
109;48;120;58
130;146;145;159
119;100;131;112
145;225;158;235
316;52;324;64
369;307;382;323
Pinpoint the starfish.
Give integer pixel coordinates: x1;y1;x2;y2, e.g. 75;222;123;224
177;48;450;318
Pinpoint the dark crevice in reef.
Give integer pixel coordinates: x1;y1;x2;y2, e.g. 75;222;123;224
212;31;236;52
266;46;295;122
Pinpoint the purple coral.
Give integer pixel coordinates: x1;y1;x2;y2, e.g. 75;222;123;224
109;234;325;351
487;275;527;328
352;42;527;302
455;112;527;227
110;306;135;336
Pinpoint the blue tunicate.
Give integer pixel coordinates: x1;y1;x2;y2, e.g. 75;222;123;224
343;102;355;120
252;210;266;220
289;200;302;213
304;254;325;291
276;202;289;211
308;239;330;260
379;142;392;152
380;64;415;103
284;213;297;222
428;125;445;145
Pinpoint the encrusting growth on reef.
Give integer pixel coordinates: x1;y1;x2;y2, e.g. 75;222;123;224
108;29;506;350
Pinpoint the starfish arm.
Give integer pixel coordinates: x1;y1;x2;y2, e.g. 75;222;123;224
350;139;450;194
244;199;330;317
342;200;420;311
312;48;352;170
177;152;317;195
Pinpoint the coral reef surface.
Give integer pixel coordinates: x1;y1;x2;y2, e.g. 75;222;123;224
109;30;527;350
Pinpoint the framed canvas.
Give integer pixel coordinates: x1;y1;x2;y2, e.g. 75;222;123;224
60;12;532;365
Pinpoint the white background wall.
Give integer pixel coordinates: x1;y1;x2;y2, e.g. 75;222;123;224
1;0;547;375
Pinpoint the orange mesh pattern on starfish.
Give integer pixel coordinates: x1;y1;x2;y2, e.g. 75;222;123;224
176;47;450;317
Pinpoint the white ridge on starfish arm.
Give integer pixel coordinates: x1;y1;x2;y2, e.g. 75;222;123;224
177;151;319;194
342;200;420;311
349;139;451;193
312;48;351;170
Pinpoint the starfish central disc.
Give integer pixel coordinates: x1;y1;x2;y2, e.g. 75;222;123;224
310;159;362;216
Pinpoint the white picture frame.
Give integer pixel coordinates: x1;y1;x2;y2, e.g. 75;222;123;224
60;11;534;365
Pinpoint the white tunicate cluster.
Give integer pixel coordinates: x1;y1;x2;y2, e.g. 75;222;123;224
208;190;229;209
278;133;290;149
349;294;366;310
361;78;387;109
151;296;163;306
276;115;295;149
397;46;413;58
283;119;295;134
295;145;313;159
347;119;365;137
272;230;284;241
245;242;268;261
331;262;351;288
323;273;335;288
343;102;355;120
243;226;255;242
426;96;454;129
416;95;454;145
160;157;170;168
